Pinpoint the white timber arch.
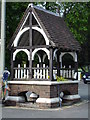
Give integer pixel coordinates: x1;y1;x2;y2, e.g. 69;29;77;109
13;49;30;61
13;26;49;47
53;49;58;62
42;54;47;62
32;48;50;61
35;53;41;63
59;52;77;68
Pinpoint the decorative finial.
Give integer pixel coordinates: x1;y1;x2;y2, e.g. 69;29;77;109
28;3;33;8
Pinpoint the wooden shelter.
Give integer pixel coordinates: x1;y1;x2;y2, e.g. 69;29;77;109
8;4;81;108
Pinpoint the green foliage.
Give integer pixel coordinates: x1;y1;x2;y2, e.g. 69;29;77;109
63;2;89;45
6;3;28;70
15;51;28;67
6;2;89;70
56;76;67;82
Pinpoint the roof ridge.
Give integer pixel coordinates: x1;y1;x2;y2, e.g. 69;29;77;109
34;6;60;17
28;3;60;17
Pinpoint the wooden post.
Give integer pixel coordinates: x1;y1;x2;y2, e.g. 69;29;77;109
39;62;42;79
57;52;60;77
18;64;20;79
24;64;26;78
75;62;78;80
29;9;32;79
43;64;45;79
74;52;78;80
11;48;14;80
49;47;53;81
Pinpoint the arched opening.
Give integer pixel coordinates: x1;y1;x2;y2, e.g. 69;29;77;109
18;91;28;102
62;53;74;68
32;48;50;61
63;90;71;95
14;51;29;79
14;26;49;47
32;50;49;66
42;53;49;66
32;49;49;79
17;29;46;46
32;30;46;46
14;51;29;67
32;54;40;67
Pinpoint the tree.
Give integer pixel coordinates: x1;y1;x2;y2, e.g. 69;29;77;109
59;2;89;66
6;2;89;70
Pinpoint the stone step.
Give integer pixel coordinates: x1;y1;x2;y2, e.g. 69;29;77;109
17;102;39;108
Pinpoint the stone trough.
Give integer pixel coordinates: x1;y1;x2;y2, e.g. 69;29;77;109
3;96;25;106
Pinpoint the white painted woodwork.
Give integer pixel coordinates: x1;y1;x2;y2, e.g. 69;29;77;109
40;69;42;79
42;54;47;62
53;49;58;61
13;49;30;61
59;52;78;68
37;64;39;79
13;48;50;62
34;69;37;79
43;64;45;79
8;80;79;85
24;64;26;79
27;69;29;79
78;72;81;81
69;65;71;78
21;69;23;79
32;48;50;60
46;69;48;79
36;53;41;62
18;64;20;79
14;64;78;80
13;26;49;47
15;69;17;78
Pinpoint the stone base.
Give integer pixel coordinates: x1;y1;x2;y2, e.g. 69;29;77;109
8;80;80;108
62;94;81;106
37;103;59;109
3;100;17;106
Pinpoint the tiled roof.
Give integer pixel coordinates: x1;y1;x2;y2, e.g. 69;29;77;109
8;5;81;51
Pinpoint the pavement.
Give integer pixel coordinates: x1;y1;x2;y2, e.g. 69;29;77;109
1;80;90;119
2;101;89;118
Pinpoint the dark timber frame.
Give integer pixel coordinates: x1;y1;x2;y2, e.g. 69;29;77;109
29;9;32;79
8;4;81;81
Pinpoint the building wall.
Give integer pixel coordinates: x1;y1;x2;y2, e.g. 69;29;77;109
8;83;78;108
9;83;78;97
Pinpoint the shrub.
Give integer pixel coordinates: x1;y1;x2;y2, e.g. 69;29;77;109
56;76;67;82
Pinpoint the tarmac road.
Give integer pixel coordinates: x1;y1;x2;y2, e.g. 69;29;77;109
1;81;90;119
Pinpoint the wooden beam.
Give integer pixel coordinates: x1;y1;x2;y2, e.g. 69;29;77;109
49;47;53;81
13;45;52;50
29;10;32;79
32;67;49;70
57;52;60;77
24;24;39;28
